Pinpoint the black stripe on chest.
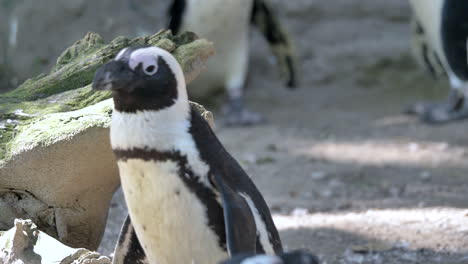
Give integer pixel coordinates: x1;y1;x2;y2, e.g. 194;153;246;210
441;1;468;79
114;148;227;251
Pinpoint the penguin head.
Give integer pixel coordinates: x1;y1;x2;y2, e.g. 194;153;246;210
92;46;188;113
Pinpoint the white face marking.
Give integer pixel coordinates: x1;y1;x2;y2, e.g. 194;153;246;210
241;255;283;264
115;47;128;61
118;159;228;264
129;49;159;75
239;193;275;254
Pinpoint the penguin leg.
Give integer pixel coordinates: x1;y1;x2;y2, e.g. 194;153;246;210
251;0;298;88
112;215;149;264
223;96;266;127
406;89;468;123
223;56;266;126
210;173;257;255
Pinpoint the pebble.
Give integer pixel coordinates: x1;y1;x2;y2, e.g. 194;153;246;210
310;171;327;180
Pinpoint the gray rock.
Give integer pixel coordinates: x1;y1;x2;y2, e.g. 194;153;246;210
0;219;111;264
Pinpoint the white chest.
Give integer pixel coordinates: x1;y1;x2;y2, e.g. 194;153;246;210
182;0;253;39
117;159;228;264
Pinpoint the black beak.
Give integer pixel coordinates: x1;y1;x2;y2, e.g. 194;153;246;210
92;60;135;91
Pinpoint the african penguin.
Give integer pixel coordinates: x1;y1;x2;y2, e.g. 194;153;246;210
407;1;468;123
221;250;320;264
92;46;283;264
167;0;298;126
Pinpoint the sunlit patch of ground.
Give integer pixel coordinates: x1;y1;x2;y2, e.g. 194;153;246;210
275;208;468;252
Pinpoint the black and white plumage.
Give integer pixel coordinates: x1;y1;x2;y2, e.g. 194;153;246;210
407;0;468;123
166;0;297;126
221;250;320;264
92;46;282;264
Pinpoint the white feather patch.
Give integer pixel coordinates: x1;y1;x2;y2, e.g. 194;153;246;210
239;193;275;254
118;159;228;264
110;109;212;186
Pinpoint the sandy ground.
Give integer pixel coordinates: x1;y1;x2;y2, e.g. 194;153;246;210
98;1;468;263
3;0;468;263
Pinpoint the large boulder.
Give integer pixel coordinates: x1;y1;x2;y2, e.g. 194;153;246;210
0;219;111;264
0;30;214;249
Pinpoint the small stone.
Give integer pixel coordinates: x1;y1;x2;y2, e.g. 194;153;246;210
320;189;333;198
310;171;327;180
389;187;400;197
241;153;257;164
408;143;419;152
351;241;393;254
290;208;308;217
288;191;298;198
419;171;431;181
266;144;278;152
394;241;411;249
256;156;276;165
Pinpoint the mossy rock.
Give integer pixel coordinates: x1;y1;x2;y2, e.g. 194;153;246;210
0;30;215;249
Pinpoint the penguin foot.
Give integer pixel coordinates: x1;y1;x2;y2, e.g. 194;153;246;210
223;97;266;126
223;107;266;126
406;101;468;123
405;91;468;124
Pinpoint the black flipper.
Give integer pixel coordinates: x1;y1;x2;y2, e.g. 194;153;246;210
190;106;283;254
168;0;187;35
441;1;468;81
251;0;298;88
112;215;148;264
211;172;257;255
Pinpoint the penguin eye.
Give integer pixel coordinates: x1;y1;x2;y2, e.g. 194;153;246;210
144;64;157;75
129;55;158;76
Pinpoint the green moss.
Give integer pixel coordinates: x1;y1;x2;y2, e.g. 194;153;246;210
0;31;203;102
0;29;215;167
1;33;128;101
53;32;105;72
8;100;113;159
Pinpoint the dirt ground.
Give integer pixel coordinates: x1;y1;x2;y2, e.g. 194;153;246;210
96;0;468;263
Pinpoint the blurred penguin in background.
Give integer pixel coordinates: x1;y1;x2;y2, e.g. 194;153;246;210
165;0;298;126
407;1;468;123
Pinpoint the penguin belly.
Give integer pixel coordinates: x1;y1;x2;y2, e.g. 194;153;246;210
117;159;228;264
180;0;253;99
